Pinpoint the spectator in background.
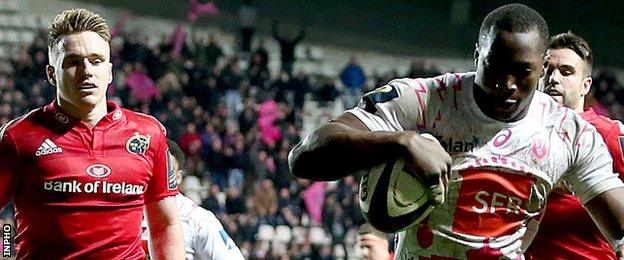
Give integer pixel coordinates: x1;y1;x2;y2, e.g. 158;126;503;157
248;50;270;89
357;224;392;260
225;187;247;215
125;63;159;103
205;34;223;68
178;122;203;157
238;0;256;53
253;39;269;70
272;20;306;76
340;56;366;108
249;179;278;224
291;70;310;110
219;59;244;118
317;76;340;106
201;184;225;214
276;188;301;227
205;137;229;189
406;59;441;79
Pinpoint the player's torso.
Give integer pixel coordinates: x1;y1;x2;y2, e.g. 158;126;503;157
9;104;160;259
15;118;155;208
396;74;576;259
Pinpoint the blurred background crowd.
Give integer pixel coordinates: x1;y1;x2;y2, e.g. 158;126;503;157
1;0;624;259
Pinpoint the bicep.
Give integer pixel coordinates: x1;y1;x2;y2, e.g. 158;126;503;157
332;112;371;131
145;196;179;232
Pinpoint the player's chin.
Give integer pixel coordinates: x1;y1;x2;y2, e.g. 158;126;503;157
549;95;564;105
77;95;105;107
492;102;523;121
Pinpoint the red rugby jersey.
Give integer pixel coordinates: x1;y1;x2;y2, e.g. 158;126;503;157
0;101;178;259
526;107;624;260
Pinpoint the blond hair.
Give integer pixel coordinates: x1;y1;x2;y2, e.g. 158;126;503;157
48;8;110;60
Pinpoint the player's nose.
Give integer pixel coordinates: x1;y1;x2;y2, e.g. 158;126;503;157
79;58;94;78
497;75;517;94
548;69;561;85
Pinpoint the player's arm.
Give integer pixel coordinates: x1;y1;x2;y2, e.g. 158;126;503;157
194;209;244;260
0;127;19;207
585;188;624;258
568;124;624;258
605;122;624;177
289;82;451;182
145;196;185;260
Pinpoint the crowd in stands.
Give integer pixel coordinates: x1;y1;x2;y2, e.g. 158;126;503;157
1;22;624;259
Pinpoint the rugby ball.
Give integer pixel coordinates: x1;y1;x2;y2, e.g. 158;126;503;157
359;157;440;233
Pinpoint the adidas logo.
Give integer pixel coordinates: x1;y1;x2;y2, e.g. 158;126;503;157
36;138;63;156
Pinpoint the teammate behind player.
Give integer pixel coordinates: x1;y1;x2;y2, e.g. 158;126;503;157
142;140;245;260
526;32;624;259
289;4;624;259
0;8;184;259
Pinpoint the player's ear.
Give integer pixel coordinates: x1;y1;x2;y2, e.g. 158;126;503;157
581;76;592;96
106;62;113;84
46;65;57;86
473;43;479;67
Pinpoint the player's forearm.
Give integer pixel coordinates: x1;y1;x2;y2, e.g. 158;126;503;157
585;187;624;252
288;121;405;181
149;222;185;260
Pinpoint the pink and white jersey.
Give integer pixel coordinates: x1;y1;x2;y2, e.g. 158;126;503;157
142;194;244;260
347;72;623;259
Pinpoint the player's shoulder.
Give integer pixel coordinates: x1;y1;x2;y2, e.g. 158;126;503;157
535;92;596;140
0;107;44;140
582;109;624;136
123;109;167;136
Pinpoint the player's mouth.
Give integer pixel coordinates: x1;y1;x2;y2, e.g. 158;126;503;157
545;89;562;97
78;82;97;90
493;98;518;111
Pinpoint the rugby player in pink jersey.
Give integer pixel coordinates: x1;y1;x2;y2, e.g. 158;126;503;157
0;8;184;259
526;32;624;260
290;4;624;259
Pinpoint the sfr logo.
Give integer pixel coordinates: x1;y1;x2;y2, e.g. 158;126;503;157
452;168;537;237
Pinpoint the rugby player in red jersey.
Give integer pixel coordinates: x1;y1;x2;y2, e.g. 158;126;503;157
0;8;184;259
526;32;624;260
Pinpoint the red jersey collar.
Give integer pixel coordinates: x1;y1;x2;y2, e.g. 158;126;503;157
44;101;126;130
581;107;598;120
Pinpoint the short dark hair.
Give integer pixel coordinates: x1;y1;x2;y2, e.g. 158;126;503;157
479;3;549;51
548;32;593;76
167;139;186;167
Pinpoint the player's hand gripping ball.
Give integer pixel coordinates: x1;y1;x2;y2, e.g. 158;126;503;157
359;133;446;233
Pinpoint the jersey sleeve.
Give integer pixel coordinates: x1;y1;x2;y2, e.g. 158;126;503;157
563;123;624;204
346;78;435;132
193;209;244;260
604;121;624;177
144;125;178;203
0;126;20;207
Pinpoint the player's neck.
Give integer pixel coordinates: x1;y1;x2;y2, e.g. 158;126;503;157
57;97;108;128
573;100;585;113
